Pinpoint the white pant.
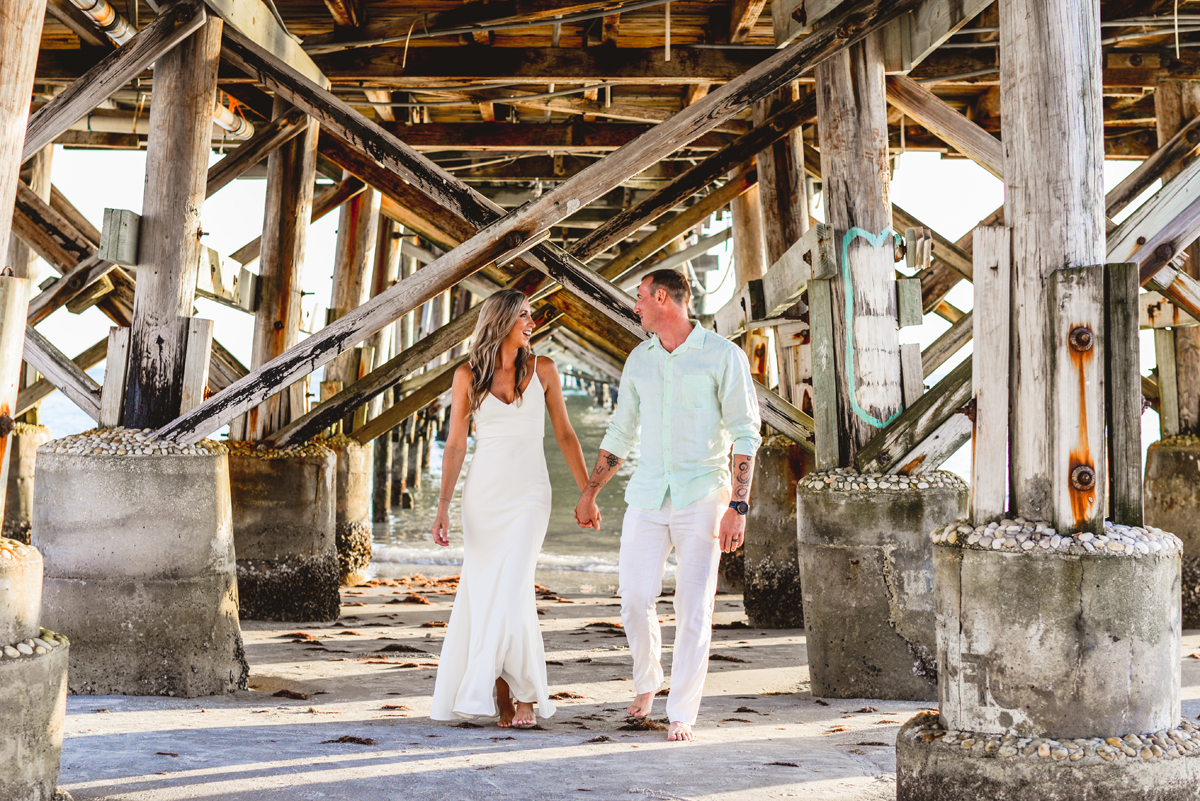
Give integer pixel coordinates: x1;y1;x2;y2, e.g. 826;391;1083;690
618;487;730;725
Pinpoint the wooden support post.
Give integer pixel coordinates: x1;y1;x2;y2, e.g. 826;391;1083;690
122;15;224;429
900;343;923;407
324;185;380;389
809;277;839;470
970;227;1011;525
1155;329;1180;438
367;216;402;421
729;164;768;288
1105;262;1143;527
245;99;318;440
99;327;130;428
1154;81;1200;436
181;318;214;416
815;32;902;466
1001;0;1106;530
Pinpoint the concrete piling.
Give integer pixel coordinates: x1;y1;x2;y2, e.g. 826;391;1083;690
3;422;49;544
1144;435;1200;626
35;431;247;696
323;435;373;585
796;469;967;700
227;442;340;622
743;435;809;628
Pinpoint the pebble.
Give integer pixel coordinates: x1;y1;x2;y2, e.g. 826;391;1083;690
39;427;227;459
929;518;1183;559
799;467;966;495
908;712;1200;765
227;440;333;461
0;629;67;660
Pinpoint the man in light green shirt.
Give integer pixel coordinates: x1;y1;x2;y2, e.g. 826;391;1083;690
574;268;761;742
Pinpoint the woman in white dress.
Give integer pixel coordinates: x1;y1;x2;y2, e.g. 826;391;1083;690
431;289;593;728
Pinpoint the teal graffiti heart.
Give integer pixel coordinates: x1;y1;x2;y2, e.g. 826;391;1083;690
841;226;902;429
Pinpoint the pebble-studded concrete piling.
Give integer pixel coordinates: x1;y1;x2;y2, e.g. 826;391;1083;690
1144;434;1200;627
320;435;374;585
34;428;247;696
227;441;340;622
0;537;68;800
796;468;967;701
743;435;808;628
2;422;50;544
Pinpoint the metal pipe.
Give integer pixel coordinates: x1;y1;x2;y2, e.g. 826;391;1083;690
68;0;255;140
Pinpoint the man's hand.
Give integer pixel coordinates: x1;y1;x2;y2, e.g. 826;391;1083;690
718;507;745;553
574;495;602;530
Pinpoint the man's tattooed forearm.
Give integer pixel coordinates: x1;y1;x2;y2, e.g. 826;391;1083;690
605;453;621;469
733;456;753;501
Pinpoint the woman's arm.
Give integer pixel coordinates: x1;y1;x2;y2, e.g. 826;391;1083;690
539;357;591;493
431;363;474;546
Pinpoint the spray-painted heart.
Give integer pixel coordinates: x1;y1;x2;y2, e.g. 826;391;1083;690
841;226;902;429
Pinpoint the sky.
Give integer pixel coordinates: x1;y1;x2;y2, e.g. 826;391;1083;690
34;144;1165;481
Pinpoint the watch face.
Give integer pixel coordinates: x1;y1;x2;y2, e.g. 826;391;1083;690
731;501;748;515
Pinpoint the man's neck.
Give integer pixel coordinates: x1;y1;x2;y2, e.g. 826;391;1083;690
656;317;695;353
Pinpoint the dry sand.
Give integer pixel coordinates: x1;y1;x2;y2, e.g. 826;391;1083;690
57;578;1200;801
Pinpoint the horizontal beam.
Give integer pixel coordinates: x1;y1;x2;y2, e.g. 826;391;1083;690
386;122;733;153
201;0;330;88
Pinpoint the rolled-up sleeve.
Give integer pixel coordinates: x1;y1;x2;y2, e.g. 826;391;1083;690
719;346;762;458
598;357;640;459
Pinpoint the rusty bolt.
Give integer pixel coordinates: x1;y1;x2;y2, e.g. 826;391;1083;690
879;451;892;465
505;231;525;249
1070;465;1096;491
1068;326;1094;352
273;321;284;331
0;413;13;439
1156;243;1175;262
1130;54;1144;66
1136;236;1148;246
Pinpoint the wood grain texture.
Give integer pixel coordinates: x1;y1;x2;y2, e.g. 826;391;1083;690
884;74;1003;179
921;309;971;378
1155;328;1180;437
1105;262;1143;526
180;319;214;416
15;336;106;418
230;175;364;265
753;82;808;266
204;106;308;198
900;342;923;407
1001;0;1105;525
809;277;839;470
22;325;101;422
123;16;224;429
815;32;902;465
23;0;206;162
969;227;1010;525
99;327;129;428
324;186;380;386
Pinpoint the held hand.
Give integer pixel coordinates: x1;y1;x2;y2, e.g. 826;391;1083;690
718;508;745;553
431;510;451;547
574;496;602;530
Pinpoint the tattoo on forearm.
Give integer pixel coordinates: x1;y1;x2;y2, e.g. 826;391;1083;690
733;456;753;502
605;453;620;469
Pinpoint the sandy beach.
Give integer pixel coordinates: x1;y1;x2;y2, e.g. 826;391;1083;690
52;577;1200;801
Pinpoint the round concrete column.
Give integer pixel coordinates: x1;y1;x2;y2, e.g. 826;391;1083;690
3;423;50;544
35;431;247;696
324;436;373;585
933;523;1181;738
796;469;967;700
228;442;339;622
744;435;809;628
0;539;70;800
1145;435;1200;627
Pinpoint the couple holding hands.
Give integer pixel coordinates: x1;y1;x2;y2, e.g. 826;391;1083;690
429;268;762;742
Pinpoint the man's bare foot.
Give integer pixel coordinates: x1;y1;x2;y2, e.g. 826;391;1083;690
667;721;694;741
496;678;516;727
626;691;654;718
511;701;537;728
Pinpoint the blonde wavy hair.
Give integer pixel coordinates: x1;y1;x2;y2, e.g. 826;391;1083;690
467;289;532;414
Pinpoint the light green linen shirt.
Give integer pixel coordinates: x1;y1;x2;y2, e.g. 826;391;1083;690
599;324;762;511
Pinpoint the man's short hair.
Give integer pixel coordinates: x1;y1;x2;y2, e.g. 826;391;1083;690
643;268;691;308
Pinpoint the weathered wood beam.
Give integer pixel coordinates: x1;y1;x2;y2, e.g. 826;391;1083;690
14;336;107;417
855;355;971;474
323;0;363;28
22;325;102;421
921;309;971;378
573;93;817;261
27;255;115;325
201;0;329;88
602;13;620;44
384;121;733;153
157;0;918;444
729;0;769;43
601;167;758;283
884;74;1002;179
204;106;309;197
1107;111;1200;218
230;175;364;264
24;0;207;163
969;227;1010;524
12;179;94;273
1106;261;1144;526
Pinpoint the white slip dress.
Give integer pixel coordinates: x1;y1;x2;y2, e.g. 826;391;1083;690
431;358;557;720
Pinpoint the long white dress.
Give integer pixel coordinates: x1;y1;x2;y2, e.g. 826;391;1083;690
431;360;557;721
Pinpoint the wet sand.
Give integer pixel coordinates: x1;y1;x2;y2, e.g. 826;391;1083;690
58;579;1200;801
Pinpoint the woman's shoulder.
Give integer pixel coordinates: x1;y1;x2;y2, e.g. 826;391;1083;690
534;354;558;378
454;362;475;383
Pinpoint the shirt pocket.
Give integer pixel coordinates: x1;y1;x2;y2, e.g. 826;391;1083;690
682;374;716;410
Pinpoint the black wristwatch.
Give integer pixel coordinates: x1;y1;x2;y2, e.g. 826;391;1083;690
729;501;749;515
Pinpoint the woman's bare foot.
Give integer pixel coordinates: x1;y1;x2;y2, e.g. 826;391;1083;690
496;678;517;727
511;701;537;728
667;721;694;741
626;691;654;718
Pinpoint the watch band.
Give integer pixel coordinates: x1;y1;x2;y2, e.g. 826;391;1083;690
729;500;749;515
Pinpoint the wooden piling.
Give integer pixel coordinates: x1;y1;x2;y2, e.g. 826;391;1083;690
122;16;224;429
